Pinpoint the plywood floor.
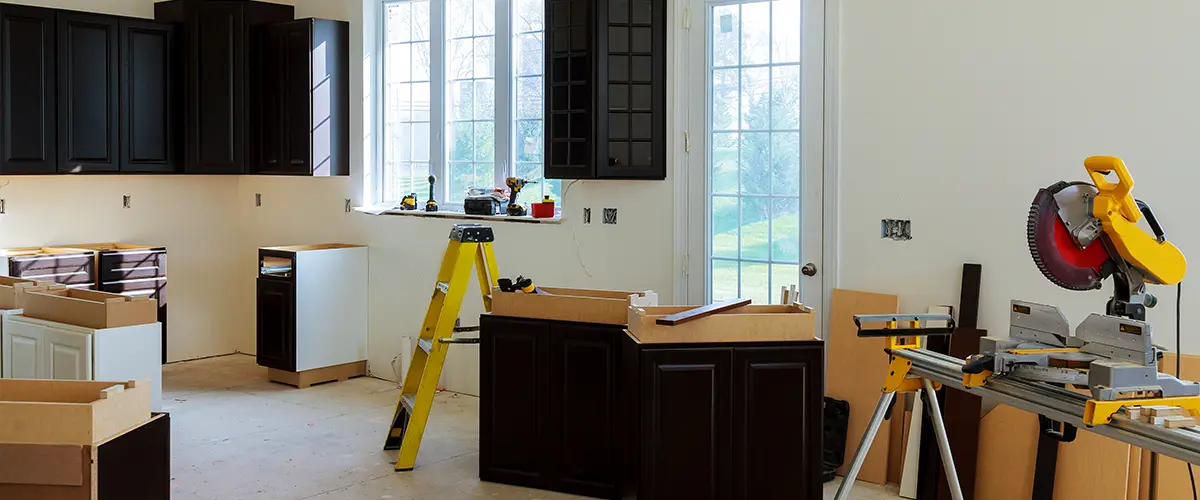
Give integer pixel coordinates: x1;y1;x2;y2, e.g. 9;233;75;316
164;354;900;499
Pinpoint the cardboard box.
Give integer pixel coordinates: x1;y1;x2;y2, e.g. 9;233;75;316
0;379;150;446
491;287;658;325
0;277;55;310
626;303;817;343
21;288;157;329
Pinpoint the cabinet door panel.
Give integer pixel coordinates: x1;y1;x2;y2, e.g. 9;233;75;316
548;323;619;498
120;20;179;172
57;12;119;172
3;324;42;378
42;327;92;380
191;3;244;173
733;346;823;500
256;279;295;371
479;315;549;487
641;348;732;500
0;5;56;174
281;21;312;173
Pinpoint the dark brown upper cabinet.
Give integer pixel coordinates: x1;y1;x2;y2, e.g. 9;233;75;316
57;12;119;173
0;4;57;174
544;0;666;180
251;19;349;176
120;19;180;173
155;0;294;174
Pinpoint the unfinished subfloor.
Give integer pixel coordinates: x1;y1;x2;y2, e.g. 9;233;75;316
164;353;901;500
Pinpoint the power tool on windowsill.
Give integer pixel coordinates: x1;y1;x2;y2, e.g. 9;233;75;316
505;177;537;217
400;193;419;210
425;175;438;212
464;187;508;215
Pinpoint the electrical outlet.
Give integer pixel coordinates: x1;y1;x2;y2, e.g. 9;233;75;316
122;195;131;209
255;193;262;207
583;207;592;224
603;208;618;225
881;219;912;241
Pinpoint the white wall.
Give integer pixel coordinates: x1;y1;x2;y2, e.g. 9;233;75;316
837;0;1200;353
0;0;256;362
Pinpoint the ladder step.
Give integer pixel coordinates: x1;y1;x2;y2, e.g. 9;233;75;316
400;394;417;412
435;281;450;294
418;338;434;353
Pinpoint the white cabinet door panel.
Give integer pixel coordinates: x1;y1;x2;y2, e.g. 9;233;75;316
42;328;92;381
4;329;41;378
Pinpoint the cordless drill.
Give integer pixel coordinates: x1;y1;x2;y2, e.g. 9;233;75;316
505;177;538;216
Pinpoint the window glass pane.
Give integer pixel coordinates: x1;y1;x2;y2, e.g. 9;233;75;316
474;80;495;120
711;132;738;194
712;260;739;301
740;262;770;304
382;1;432;205
474;0;495;36
739;132;769;195
770;264;799;304
450;81;474;120
740;2;770;65
712;196;739;259
712;68;738;131
771;65;800;129
516;33;543;76
740;67;770;130
741;197;769;260
771;132;800;196
712;5;739;67
449;39;474;79
771;198;800;262
516;77;543;119
516;0;543;32
516;120;543;162
771;0;800;63
474;38;495;77
450;123;474;161
449;0;472;38
474;122;496;162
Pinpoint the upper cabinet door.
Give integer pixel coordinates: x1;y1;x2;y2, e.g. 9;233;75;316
543;0;595;180
596;0;665;180
120;20;179;173
0;5;57;174
57;12;120;173
190;2;245;173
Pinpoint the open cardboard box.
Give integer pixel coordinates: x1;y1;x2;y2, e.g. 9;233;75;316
627;303;817;343
0;277;55;310
0;379;150;446
21;287;158;329
491;287;658;325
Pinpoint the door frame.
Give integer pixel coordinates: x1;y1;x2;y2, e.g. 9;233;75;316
672;0;840;337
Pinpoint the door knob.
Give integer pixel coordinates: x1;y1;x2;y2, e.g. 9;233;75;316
802;263;818;277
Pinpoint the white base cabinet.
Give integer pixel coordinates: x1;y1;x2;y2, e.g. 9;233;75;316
1;315;162;410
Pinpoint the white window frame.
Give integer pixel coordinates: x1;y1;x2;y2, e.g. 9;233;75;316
376;0;550;209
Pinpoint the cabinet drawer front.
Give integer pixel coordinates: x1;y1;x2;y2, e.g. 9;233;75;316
10;253;93;273
100;276;165;294
99;250;166;282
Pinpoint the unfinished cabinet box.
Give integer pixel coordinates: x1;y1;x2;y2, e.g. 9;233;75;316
0;379;167;500
1;247;96;289
1;315;163;410
257;244;367;387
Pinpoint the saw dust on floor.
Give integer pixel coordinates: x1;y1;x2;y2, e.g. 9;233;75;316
163;353;899;500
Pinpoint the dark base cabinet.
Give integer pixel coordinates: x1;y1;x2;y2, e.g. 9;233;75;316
481;314;825;500
621;338;824;500
480;315;621;499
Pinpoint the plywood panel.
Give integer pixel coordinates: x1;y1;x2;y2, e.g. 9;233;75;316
975;404;1036;500
888;396;907;484
1054;427;1131;500
827;288;899;484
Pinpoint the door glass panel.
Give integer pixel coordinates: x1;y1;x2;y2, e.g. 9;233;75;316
708;0;801;304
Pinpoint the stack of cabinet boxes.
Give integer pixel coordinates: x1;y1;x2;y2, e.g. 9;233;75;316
0;245;166;411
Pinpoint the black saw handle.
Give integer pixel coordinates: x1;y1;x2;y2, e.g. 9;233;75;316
1136;199;1166;243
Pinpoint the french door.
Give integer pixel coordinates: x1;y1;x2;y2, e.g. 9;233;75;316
681;0;825;315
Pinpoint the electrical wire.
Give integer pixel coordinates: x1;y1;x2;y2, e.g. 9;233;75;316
1178;282;1198;500
562;180;594;278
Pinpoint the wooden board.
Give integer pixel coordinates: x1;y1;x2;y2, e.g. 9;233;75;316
0;444;85;486
268;360;367;389
628;303;816;343
827;288;899;484
887;395;907;484
0;379;149;445
22;288;157;329
655;298;751;326
0;446;93;500
975;404;1037;500
975;403;1134;500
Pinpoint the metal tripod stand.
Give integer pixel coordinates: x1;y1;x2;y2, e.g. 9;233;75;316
837;313;964;500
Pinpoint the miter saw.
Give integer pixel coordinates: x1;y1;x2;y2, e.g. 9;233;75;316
963;156;1200;402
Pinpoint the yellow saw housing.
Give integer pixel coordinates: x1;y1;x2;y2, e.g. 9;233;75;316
1084;156;1186;285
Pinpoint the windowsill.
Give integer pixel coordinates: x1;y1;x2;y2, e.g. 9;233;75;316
354;206;563;224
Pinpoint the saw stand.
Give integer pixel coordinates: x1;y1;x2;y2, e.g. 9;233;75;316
835;315;964;500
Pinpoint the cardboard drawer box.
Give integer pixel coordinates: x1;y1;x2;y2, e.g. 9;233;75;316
491;287;658;326
626;303;817;343
0;412;168;500
21;288;157;329
0;277;56;310
0;379;150;446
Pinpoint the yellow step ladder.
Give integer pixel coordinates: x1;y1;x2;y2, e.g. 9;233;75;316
383;223;499;471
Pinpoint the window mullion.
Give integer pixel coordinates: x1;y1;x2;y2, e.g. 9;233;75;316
495;0;514;189
431;0;447;199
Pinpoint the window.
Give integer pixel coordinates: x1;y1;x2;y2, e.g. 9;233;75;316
381;0;562;209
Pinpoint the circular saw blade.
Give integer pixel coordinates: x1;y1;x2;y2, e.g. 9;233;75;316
1028;183;1109;290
